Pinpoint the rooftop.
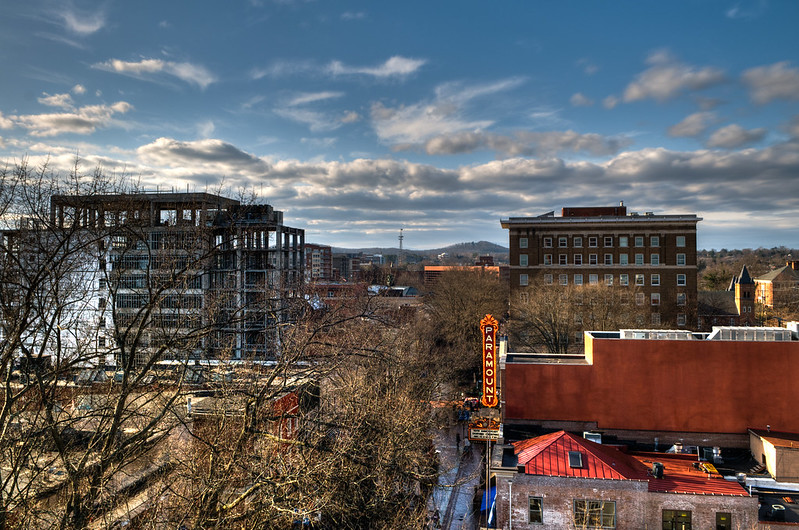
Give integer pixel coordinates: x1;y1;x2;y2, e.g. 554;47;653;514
511;431;751;496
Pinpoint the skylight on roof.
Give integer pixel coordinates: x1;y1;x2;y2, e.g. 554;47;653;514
568;450;583;468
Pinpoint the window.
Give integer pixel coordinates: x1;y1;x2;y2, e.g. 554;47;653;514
604;236;613;247
677;292;686;306
519;274;529;286
619;236;628;247
651;254;660;266
559;254;568;265
635;274;645;286
573;500;615;529
559;274;568;286
620;274;629;286
651;274;660;286
677;253;686;266
568;451;583;468
559;236;568;247
544;274;553;285
716;512;731;530
574;274;583;285
636;292;645;305
575;331;584;343
528;497;543;524
98;278;107;290
604;254;613;265
652;312;661;325
676;235;686;247
635;253;644;265
98;297;106;309
677;273;686;286
619;254;628;265
520;254;528;267
574;254;583;266
605;274;613;286
588;237;598;248
98;336;106;348
677;313;687;326
543;237;552;248
573;236;583;248
651;293;660;306
635;236;644;247
589;274;598;285
589;254;598;265
519;237;528;249
662;510;691;529
544;254;553;266
651;235;660;247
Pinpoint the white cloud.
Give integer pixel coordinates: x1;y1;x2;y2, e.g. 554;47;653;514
326;56;426;78
414;130;631;157
340;11;366;20
706;124;767;148
603;95;619;109
576;58;598;75
667;112;716;137
340;111;361;124
71;84;86;95
197;120;215;138
370;78;524;145
570;93;593;107
274;107;344;133
0;112;13;129
742;62;799;104
37;92;75;110
94;58;217;89
11;101;133;137
286;91;344;106
623;50;726;102
57;6;106;35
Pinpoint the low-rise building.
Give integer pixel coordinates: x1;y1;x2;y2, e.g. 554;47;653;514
492;430;757;529
502;326;799;447
755;261;799;308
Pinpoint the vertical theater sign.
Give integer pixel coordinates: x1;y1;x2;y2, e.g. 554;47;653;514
480;314;498;408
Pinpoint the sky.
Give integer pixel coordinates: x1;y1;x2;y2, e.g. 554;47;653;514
1;1;798;250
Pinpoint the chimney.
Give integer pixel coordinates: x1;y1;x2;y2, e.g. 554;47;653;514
787;261;799;271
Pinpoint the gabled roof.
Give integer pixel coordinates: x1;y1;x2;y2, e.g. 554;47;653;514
513;430;645;480
512;431;751;496
755;265;799;283
697;291;738;316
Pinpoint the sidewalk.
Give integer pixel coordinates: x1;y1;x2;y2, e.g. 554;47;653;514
430;424;483;530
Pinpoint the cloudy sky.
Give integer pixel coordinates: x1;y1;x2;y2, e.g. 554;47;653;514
1;1;798;250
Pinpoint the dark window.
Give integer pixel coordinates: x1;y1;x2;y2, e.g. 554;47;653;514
716;512;731;530
662;509;691;529
568;451;583;468
529;496;543;524
574;500;615;528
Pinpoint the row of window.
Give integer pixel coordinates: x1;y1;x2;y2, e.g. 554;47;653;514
532;253;687;266
527;497;730;529
523;273;688;288
521;235;687;250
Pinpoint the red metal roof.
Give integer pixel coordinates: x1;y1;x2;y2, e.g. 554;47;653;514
513;431;750;497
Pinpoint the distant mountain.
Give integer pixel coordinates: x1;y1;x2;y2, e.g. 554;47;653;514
330;240;508;256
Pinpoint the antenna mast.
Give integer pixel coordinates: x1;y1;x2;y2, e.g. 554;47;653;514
398;228;404;267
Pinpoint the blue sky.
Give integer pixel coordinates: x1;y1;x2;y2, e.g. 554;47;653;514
1;1;798;250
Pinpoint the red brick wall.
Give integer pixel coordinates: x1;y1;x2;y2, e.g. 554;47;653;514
504;336;799;434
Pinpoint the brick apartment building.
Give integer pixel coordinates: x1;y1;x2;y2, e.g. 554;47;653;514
501;205;701;328
304;243;332;282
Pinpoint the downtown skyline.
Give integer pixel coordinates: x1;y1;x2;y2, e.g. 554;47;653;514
1;1;798;250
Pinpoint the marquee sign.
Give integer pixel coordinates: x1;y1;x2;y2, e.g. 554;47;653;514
480;314;499;407
469;417;502;441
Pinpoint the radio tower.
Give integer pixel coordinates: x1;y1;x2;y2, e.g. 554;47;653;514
398;228;404;267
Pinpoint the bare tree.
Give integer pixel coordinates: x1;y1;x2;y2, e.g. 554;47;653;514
0;161;440;529
423;268;507;385
509;283;650;353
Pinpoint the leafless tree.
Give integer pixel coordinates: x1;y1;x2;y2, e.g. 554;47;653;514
509;283;650;354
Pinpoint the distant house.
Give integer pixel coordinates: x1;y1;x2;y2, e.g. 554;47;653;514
491;430;757;529
755;261;799;308
697;265;757;329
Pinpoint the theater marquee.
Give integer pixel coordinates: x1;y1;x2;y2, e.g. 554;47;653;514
480;314;498;408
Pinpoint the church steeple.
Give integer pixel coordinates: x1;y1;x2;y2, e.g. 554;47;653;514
734;265;755;322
